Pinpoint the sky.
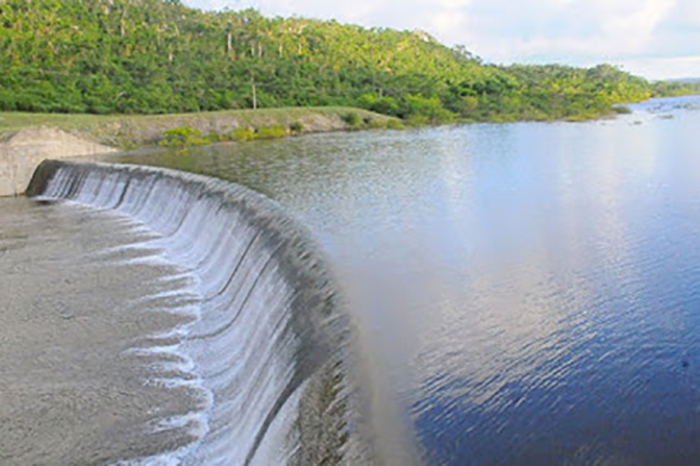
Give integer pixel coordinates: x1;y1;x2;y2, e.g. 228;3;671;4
183;0;700;80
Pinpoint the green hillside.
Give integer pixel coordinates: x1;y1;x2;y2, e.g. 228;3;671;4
0;0;696;122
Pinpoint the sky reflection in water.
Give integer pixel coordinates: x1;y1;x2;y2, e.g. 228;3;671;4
116;96;700;465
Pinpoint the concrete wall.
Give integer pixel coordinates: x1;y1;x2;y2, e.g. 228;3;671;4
0;127;117;197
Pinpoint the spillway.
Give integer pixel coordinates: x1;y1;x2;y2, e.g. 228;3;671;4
25;160;364;465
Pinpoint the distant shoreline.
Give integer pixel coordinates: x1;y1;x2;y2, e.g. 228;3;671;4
0;100;655;152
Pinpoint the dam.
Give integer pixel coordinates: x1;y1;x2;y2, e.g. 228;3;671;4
5;96;700;465
1;160;365;465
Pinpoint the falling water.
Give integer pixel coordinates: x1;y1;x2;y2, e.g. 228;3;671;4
27;160;366;465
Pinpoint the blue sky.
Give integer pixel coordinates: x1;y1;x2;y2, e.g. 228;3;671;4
183;0;700;80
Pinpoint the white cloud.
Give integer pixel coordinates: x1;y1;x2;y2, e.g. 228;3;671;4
458;0;677;62
664;0;700;26
620;55;700;80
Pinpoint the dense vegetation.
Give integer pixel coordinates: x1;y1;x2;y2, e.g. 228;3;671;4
0;0;697;122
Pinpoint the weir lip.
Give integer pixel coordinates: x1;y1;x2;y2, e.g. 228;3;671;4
27;160;366;465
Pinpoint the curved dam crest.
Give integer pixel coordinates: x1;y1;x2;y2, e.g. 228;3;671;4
27;160;366;465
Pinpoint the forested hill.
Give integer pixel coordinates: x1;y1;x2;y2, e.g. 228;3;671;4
0;0;695;122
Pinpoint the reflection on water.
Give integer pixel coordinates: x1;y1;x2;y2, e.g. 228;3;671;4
114;96;700;465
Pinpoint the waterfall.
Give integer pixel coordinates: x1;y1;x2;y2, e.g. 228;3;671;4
28;160;364;465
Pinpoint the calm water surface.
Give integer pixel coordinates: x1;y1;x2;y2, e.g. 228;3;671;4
116;96;700;465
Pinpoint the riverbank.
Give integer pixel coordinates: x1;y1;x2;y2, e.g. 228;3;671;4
0;107;399;196
0;107;400;150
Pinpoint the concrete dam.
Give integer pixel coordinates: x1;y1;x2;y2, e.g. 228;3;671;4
1;160;369;465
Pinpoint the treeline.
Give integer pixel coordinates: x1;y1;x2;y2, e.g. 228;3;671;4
652;80;700;97
0;0;695;122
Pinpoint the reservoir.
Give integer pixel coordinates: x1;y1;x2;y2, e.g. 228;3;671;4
114;95;700;464
3;95;700;464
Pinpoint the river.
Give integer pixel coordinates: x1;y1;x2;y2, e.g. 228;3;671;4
113;95;700;465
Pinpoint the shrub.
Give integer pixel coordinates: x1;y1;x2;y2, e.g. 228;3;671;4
230;125;288;141
612;104;632;114
386;119;406;130
402;95;455;124
405;114;430;127
256;125;288;139
187;137;211;146
357;93;401;116
160;126;202;146
341;112;362;128
230;127;256;141
206;131;223;142
289;121;304;134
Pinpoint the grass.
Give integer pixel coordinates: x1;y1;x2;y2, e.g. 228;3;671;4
0;112;120;133
0;106;402;149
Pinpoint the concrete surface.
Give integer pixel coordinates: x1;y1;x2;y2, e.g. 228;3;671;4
0;127;116;197
0;197;206;465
